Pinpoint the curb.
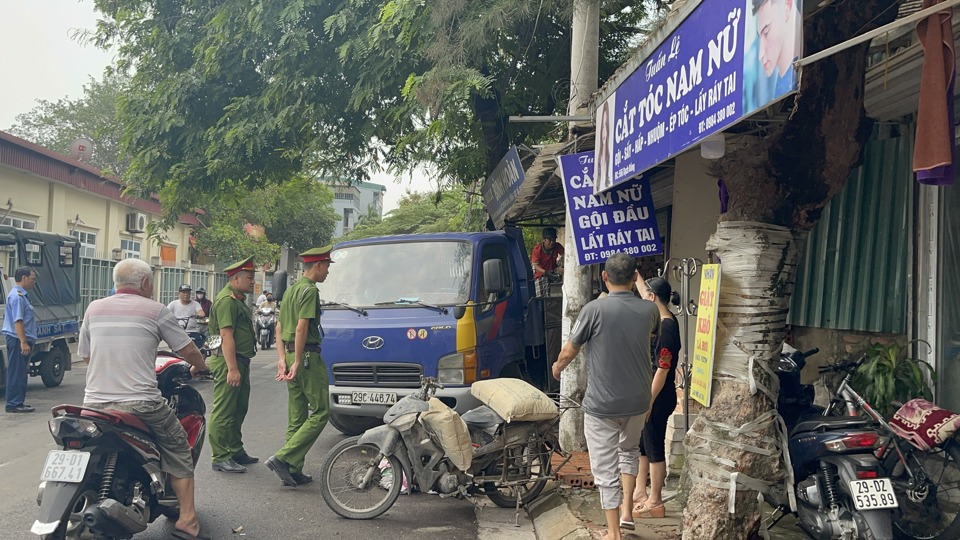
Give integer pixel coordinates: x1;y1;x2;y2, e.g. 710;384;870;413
528;487;592;540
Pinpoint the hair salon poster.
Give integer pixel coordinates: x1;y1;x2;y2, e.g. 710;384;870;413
594;0;802;193
559;151;662;266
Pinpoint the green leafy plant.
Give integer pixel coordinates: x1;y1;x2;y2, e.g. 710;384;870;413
852;340;935;416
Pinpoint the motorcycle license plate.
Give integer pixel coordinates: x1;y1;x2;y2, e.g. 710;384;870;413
849;478;898;510
40;451;91;483
352;391;397;405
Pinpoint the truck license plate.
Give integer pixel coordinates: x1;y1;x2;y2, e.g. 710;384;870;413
351;391;398;405
849;478;898;510
40;451;91;483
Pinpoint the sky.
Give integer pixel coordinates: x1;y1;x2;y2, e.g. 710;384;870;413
0;0;432;213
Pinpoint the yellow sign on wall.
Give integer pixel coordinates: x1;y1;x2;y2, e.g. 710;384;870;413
690;264;721;407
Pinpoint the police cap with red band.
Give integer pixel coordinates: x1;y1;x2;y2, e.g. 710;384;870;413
300;245;334;264
224;256;255;276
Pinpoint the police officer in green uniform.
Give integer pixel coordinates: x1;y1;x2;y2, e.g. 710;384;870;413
208;257;259;473
266;246;333;486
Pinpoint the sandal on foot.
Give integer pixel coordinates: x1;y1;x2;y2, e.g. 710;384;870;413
633;502;665;519
172;529;211;540
619;518;636;530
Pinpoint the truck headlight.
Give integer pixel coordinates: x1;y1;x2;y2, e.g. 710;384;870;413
437;351;477;385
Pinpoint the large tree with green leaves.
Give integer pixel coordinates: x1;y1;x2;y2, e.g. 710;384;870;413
8;72;130;176
342;190;485;240
92;0;654;220
193;178;338;265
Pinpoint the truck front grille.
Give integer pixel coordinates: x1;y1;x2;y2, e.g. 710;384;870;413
331;363;423;388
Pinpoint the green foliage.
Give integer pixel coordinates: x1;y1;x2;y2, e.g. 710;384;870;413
342;190;485;240
91;0;659;221
852;340;936;417
193;178;338;265
8;72;131;176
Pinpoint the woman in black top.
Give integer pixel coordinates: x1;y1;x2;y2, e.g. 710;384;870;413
631;277;681;520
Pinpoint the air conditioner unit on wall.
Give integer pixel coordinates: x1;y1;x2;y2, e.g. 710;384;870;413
126;213;147;234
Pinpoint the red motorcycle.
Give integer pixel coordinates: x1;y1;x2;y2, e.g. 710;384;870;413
31;353;206;540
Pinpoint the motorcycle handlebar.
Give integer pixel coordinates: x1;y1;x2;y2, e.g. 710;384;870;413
801;348;820;357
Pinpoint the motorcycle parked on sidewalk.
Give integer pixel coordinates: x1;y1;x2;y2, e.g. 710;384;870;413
31;353;206;539
318;377;561;519
818;357;960;540
255;307;276;351
765;347;897;539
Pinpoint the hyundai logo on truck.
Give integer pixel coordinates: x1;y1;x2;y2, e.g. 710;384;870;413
362;336;384;350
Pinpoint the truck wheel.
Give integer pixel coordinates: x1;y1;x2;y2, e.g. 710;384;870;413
39;348;66;387
329;412;383;436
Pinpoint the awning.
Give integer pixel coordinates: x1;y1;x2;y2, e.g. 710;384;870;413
502;141;575;224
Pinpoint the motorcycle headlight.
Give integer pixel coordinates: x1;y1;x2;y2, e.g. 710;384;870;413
437;351;477;385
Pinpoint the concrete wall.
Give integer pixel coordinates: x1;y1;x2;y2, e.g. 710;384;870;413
1;166;193;263
668;149;722;348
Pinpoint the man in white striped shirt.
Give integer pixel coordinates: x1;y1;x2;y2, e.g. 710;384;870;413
79;259;210;540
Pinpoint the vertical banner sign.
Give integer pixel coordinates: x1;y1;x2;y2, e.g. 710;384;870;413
594;0;803;193
690;264;721;407
558;151;662;265
481;146;525;229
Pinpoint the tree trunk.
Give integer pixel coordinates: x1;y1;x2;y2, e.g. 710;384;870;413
681;2;900;537
558;0;601;452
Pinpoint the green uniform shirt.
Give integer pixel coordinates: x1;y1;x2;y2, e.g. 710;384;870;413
280;277;322;344
209;284;256;357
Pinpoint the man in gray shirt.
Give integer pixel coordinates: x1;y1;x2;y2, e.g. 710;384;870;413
553;253;659;540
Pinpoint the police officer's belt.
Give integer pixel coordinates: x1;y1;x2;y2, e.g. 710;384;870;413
286;343;321;353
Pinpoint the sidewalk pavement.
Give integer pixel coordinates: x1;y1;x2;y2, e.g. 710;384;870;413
526;452;808;540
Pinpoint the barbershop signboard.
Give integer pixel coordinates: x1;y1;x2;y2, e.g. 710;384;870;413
594;0;802;192
482;146;525;229
559;151;662;266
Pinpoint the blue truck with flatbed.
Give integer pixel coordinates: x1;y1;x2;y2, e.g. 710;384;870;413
275;228;563;435
0;226;79;388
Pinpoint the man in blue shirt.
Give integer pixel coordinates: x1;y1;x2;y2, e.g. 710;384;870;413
3;267;38;412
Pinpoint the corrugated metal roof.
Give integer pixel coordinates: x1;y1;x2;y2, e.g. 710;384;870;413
789;135;911;333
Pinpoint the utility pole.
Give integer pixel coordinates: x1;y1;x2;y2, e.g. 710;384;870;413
559;0;599;452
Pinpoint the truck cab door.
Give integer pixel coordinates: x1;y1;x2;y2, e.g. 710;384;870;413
474;240;524;379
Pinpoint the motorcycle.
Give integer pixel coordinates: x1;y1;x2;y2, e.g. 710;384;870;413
318;377;559;519
765;346;896;539
175;316;207;354
31;353;206;539
255;307;276;351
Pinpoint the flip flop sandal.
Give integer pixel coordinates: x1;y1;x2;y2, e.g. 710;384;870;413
619;518;636;530
172;529;212;540
633;503;666;519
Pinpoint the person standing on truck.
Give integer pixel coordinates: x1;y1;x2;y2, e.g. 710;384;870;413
266;246;333;487
208;257;259;474
551;253;660;540
167;284;206;332
3;267;38;413
79;258;210;540
531;227;564;297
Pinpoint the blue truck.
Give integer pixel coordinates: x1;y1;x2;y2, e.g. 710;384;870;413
0;226;79;389
276;229;563;435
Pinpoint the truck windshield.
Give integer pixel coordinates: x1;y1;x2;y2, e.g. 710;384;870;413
323;241;472;307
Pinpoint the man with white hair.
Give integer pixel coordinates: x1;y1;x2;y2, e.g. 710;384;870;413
78;258;210;540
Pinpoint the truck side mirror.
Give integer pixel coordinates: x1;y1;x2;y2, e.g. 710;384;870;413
453;305;467;320
482;259;506;294
273;270;289;301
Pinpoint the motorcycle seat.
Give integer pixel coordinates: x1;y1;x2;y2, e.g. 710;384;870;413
791;416;872;436
461;405;504;429
81;409;152;434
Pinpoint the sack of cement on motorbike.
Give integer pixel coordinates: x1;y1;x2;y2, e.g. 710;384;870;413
420;398;473;471
470;379;558;423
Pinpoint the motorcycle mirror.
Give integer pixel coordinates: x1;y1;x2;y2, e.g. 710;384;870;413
204;335;222;351
273;270;289;301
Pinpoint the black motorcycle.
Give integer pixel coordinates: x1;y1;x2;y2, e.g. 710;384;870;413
31;353;206;539
765;347;896;539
